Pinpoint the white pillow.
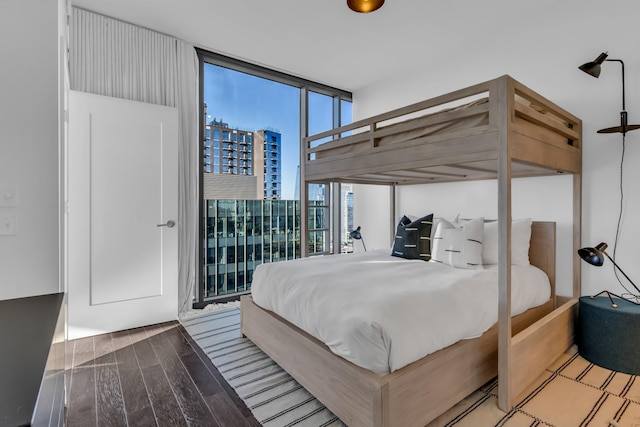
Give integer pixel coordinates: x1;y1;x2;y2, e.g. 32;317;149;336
430;213;460;241
431;217;484;269
482;218;532;265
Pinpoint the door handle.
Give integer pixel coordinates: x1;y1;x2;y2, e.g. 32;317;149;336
157;220;176;228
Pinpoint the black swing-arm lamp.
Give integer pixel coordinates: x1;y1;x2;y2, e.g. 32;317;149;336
578;242;640;307
579;53;640;307
349;226;367;251
579;52;640;135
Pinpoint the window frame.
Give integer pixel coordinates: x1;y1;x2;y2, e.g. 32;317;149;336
195;49;352;307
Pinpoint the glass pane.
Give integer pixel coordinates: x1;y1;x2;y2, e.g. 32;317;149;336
308;91;333;148
306;182;329;255
203;199;301;298
202;62;306;300
341;183;355;253
203;63;300;201
341;99;353;137
308;183;328;205
198;53;351;303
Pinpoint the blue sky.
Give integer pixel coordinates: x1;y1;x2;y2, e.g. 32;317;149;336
203;63;350;200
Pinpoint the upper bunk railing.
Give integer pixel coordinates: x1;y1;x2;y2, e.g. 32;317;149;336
302;75;582;184
304;78;497;158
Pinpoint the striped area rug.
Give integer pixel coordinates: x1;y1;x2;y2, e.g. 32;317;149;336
182;305;640;427
180;304;345;427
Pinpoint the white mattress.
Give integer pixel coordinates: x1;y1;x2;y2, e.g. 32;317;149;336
250;249;550;374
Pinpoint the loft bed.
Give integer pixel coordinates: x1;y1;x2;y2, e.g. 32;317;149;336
241;75;582;426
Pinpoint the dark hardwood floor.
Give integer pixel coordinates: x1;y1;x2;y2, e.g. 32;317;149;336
66;321;261;426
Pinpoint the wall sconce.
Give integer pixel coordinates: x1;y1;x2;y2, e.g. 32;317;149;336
578;242;640;307
347;0;384;13
579;53;640;304
579;52;640;135
349;226;367;251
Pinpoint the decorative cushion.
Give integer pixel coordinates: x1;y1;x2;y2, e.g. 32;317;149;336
431;213;460;242
431;218;484;269
391;215;412;255
391;214;434;261
482;218;532;265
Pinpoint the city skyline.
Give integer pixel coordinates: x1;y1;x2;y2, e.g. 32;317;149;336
203;62;351;200
203;63;299;199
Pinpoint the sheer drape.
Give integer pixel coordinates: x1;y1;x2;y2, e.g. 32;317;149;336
69;7;198;313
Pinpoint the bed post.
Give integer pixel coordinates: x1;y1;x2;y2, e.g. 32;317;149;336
390;184;397;244
332;182;341;254
496;75;514;412
573;172;582;298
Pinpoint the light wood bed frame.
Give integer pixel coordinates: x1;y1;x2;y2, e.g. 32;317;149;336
242;222;564;427
242;75;582;426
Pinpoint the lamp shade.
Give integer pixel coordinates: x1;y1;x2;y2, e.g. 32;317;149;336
347;0;384;13
579;52;640;134
349;226;366;251
578;242;608;267
350;226;362;240
578;52;609;78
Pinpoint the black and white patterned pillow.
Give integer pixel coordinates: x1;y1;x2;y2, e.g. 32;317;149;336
391;214;434;261
391;215;412;256
431;218;483;269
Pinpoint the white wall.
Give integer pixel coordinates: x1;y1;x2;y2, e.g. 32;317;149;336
352;3;640;298
0;0;61;300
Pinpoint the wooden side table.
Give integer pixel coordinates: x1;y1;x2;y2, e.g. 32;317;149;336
578;295;640;375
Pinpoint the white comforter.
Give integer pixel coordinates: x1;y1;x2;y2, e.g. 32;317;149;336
251;249;550;374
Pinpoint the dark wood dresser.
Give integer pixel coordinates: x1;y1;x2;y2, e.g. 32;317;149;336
0;293;65;427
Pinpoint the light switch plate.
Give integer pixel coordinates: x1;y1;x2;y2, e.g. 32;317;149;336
0;214;17;235
0;186;18;207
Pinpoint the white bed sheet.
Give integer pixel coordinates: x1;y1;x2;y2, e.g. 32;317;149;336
250;249;550;374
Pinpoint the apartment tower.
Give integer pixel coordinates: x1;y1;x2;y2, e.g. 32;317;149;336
202;118;297;299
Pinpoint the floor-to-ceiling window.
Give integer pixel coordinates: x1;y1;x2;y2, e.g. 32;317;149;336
195;50;352;306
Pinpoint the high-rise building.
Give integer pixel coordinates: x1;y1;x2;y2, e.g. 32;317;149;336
203;119;283;201
202;116;294;299
204;118;254;176
255;129;282;200
203;118;264;200
342;184;354;252
205;199;301;298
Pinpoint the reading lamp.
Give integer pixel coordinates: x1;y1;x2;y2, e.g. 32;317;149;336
578;52;640;134
347;0;384;13
578;242;640;307
579;53;640;307
350;226;367;251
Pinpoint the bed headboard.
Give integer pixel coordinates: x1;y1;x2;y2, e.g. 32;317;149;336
529;221;556;299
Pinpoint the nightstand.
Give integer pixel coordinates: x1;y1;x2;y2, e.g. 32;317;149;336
578;295;640;375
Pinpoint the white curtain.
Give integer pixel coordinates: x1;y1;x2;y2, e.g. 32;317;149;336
69;7;199;314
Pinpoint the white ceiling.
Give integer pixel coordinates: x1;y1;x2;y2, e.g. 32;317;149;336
70;0;637;94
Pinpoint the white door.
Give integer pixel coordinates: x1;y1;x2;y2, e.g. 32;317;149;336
67;91;178;340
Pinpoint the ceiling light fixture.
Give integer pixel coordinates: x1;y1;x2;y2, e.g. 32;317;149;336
347;0;385;13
